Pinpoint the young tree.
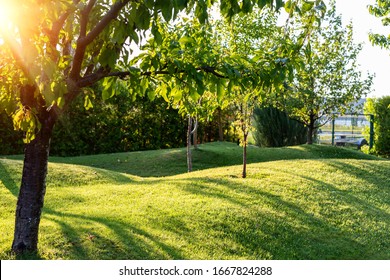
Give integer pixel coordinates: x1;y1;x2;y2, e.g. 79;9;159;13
132;17;223;172
0;0;292;254
280;2;373;144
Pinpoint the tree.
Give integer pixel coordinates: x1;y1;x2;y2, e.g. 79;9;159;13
0;0;290;254
132;17;223;172
280;2;373;144
210;8;281;178
213;2;326;177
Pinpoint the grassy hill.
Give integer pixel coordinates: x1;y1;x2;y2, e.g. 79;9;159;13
0;142;389;259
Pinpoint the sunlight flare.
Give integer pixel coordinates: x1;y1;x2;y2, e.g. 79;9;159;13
0;1;17;32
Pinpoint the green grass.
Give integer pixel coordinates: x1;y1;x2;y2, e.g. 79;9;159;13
0;142;389;260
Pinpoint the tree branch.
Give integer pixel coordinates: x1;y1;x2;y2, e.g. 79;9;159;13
69;0;97;80
81;0;131;46
76;65;227;88
47;9;73;50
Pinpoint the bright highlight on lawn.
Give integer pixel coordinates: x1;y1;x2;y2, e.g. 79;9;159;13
0;142;389;260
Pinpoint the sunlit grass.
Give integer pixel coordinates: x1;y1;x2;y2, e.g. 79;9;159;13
0;142;389;259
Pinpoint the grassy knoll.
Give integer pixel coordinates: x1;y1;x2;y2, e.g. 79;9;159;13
0;142;389;260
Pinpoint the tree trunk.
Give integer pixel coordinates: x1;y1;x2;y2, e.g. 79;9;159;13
218;108;224;142
12;111;56;254
307;114;315;145
307;125;314;145
242;133;248;178
187;116;192;172
193;123;198;150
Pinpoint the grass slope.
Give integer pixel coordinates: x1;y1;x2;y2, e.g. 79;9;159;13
0;142;389;260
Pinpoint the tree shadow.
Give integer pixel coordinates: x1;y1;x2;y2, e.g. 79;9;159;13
174;175;389;259
41;208;186;260
48;143;383;178
2;148;388;260
0;160;19;197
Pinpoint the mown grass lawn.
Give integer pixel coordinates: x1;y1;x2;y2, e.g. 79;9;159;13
0;142;389;259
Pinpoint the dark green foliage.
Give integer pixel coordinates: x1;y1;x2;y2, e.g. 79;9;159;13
253;106;307;147
49;92;187;157
0;94;239;157
364;96;390;158
0;112;24;155
197;107;238;144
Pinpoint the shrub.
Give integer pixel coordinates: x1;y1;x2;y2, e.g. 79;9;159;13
50;93;187;156
364;96;390;158
253;106;307;147
0;112;24;155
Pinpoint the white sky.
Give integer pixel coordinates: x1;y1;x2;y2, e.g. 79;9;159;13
330;0;390;98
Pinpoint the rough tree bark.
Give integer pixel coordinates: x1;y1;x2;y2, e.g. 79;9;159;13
11;105;57;253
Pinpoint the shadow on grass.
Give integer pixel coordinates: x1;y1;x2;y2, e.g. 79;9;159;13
42;208;186;260
2;146;388;260
0;161;19;197
178;177;375;259
7;173;390;259
48;143;383;178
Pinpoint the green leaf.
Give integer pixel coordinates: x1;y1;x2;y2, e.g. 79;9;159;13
84;95;93;110
140;78;149;95
227;79;235;93
99;46;119;68
302;1;315;13
151;23;163;45
257;0;269;9
217;80;226;102
147;89;156;100
135;4;151;30
241;0;252;13
156;83;170;102
161;4;173;21
171;86;183;102
102;77;116;101
275;0;284;10
174;0;188;10
285;0;292;13
195;0;208;23
179;36;195;47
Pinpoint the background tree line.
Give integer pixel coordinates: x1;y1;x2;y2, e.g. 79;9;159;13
0;86;238;156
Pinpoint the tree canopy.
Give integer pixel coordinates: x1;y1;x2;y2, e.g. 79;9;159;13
369;0;390;49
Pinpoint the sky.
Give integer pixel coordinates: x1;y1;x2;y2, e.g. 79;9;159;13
330;0;390;98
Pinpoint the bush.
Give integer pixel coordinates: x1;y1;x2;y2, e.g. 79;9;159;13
364;96;390;158
0;112;24;155
50;92;187;156
253;106;307;147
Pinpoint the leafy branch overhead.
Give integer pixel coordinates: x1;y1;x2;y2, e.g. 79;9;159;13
0;0;326;143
